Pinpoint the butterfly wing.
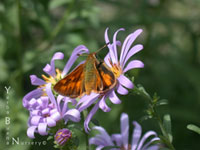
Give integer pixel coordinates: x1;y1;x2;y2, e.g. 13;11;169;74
97;62;116;92
53;63;85;98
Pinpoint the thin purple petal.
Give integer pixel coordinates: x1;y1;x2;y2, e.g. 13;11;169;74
109;91;121;104
30;75;46;86
63;109;80;122
38;123;48;136
120;113;129;150
31;116;41;126
131;121;142;150
23;88;44;108
47;117;56;127
142;137;160;150
46;83;57;107
92;126;114;146
122;44;143;68
120;29;143;65
62;45;89;77
145;145;160;150
99;96;111;112
105;28;117;64
51;111;62;121
84;101;100;133
123;60;144;73
136;131;158;150
27;126;37;139
117;84;129;95
118;75;134;89
78;93;99;112
43;52;64;77
113;28;125;61
111;134;122;147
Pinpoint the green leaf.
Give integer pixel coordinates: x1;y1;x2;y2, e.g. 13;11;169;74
136;84;151;98
156;99;168;106
163;114;173;142
187;124;200;135
47;135;53;141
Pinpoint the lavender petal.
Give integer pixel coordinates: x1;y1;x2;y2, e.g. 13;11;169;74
131;121;142;150
122;44;143;68
120;29;143;65
30;75;46;86
23;88;43;108
136;131;158;150
99;96;111;112
118;75;134;89
43;52;64;77
47;117;56;127
109;91;121;104
92;126;114;146
38;123;48;136
123;60;144;73
46;83;57;107
113;28;125;61
27;126;37;139
62;45;89;77
111;134;122;147
117;84;129;95
84;101;100;133
142;137;160;150
63;109;80;122
51;111;62;121
78;93;99;112
31;116;41;126
120;113;129;150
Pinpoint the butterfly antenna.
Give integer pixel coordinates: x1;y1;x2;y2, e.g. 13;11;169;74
77;53;89;57
95;42;110;54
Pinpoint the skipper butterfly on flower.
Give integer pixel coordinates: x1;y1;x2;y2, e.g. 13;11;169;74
53;44;117;98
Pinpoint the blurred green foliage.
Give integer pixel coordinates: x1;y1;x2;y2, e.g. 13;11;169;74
0;0;200;149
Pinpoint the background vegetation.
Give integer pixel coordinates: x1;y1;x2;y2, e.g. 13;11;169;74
0;0;200;149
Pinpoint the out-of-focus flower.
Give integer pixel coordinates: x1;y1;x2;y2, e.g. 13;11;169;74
26;83;81;139
77;28;144;132
23;45;89;109
90;113;160;150
55;128;72;146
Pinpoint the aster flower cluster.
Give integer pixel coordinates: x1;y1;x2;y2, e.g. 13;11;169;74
90;113;160;150
23;28;160;149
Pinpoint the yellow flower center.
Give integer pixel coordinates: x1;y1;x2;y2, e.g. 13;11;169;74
111;62;123;78
39;69;62;96
41;69;62;85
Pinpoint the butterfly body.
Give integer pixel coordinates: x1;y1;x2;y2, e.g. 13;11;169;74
54;52;116;98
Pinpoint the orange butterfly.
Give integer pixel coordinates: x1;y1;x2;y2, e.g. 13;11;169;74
54;47;117;98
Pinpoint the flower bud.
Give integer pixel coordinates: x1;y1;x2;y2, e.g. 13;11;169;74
54;128;72;146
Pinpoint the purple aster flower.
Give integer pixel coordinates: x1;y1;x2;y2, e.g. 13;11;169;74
55;128;72;146
77;28;144;132
23;45;89;109
26;89;80;138
26;78;81;139
90;113;160;150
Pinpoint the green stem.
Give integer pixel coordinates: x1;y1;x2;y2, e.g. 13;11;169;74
133;86;176;150
83;110;89;150
154;110;175;150
14;0;23;96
